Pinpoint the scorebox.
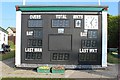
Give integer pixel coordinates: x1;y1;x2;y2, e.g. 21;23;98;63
15;6;108;69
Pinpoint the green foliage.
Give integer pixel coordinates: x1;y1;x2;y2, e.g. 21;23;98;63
0;50;15;61
8;40;15;50
108;15;119;48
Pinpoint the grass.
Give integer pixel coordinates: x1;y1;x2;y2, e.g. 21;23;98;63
1;78;74;80
107;52;119;64
0;50;15;61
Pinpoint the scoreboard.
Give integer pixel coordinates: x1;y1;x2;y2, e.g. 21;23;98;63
15;6;108;69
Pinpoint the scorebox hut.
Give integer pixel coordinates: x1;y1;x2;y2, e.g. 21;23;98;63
15;5;108;69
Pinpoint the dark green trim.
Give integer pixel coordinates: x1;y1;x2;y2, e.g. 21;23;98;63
0;27;8;34
16;6;108;12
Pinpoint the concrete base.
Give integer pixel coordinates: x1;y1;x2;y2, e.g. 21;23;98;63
16;63;106;70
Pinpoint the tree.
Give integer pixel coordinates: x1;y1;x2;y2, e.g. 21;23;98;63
108;15;119;48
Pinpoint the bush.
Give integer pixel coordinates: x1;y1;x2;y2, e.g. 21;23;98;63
8;40;15;50
108;15;119;48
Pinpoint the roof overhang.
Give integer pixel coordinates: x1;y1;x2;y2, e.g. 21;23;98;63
15;5;108;12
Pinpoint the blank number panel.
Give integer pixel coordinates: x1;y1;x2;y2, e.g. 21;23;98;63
49;35;72;51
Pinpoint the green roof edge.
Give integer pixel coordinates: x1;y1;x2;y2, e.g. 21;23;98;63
16;6;108;12
0;27;8;34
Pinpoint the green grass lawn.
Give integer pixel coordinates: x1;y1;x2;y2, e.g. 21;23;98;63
107;52;119;64
0;50;15;61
